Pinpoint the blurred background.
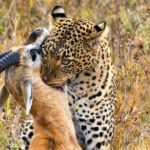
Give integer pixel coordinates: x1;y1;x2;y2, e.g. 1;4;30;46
0;0;149;149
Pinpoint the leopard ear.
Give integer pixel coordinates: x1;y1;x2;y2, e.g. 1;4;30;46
87;22;106;40
94;22;106;32
51;6;66;20
48;14;55;31
49;6;66;29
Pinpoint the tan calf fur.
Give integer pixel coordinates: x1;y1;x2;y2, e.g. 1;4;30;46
2;49;81;150
0;28;81;150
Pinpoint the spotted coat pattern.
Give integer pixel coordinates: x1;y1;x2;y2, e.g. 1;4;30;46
19;6;117;150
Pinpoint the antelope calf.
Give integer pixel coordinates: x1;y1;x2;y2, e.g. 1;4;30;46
0;29;81;150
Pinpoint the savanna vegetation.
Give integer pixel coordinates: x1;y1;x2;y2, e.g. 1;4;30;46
0;0;149;149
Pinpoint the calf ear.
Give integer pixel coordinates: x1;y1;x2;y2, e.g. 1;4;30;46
0;85;9;107
21;79;33;115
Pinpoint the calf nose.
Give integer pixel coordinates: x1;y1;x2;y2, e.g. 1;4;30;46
29;31;38;40
30;48;41;62
24;28;44;45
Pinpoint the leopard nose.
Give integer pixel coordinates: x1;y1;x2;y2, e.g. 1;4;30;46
42;70;57;83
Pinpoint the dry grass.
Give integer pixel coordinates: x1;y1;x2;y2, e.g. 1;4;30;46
0;0;149;149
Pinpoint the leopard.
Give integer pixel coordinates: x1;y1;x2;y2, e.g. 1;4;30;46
19;6;117;150
19;119;34;150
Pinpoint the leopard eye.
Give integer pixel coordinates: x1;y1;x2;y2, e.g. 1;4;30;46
62;59;71;66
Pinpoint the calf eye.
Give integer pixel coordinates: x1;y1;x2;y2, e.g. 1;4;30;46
30;50;37;61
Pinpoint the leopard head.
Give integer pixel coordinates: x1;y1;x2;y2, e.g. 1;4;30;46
41;6;106;86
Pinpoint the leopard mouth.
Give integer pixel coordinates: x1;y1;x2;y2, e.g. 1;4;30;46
54;85;65;92
51;83;65;92
42;76;67;92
